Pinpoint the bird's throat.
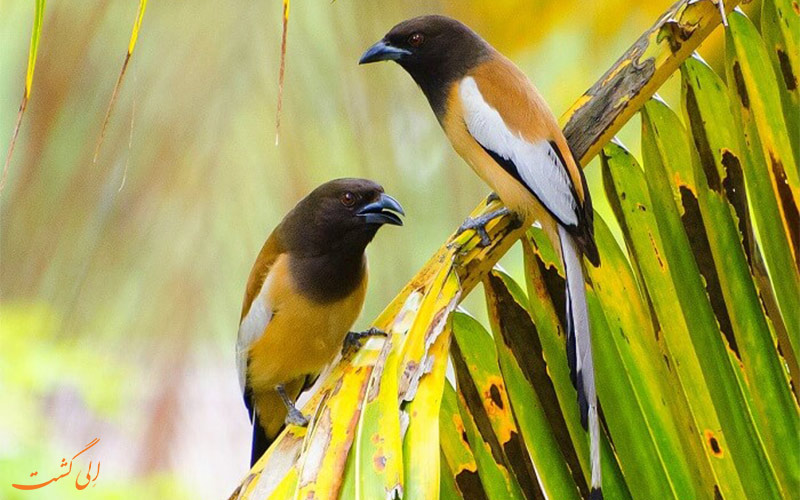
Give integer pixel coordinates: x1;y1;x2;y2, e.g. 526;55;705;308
288;249;367;304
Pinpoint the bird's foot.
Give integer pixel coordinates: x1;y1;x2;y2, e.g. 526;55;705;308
285;407;309;427
454;207;511;247
276;383;308;427
507;211;525;230
342;327;388;356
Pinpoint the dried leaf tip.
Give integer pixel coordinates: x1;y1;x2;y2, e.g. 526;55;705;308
274;0;290;146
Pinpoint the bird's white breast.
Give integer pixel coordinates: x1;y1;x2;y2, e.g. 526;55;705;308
458;76;579;227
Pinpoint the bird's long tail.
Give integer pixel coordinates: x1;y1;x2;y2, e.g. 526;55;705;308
558;224;602;499
246;388;287;467
250;419;275;467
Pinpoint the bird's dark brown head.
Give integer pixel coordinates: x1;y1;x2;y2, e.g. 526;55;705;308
359;15;491;115
280;178;404;257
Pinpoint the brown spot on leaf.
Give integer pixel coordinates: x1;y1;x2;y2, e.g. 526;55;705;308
502;431;547;499
777;49;798;90
636;203;647;211
455;469;489;500
488;384;504;410
770;153;800;268
399;360;418;396
451;340;506;464
373;449;387;472
536;256;567;332
721;150;752;266
705;429;723;457
452;413;469;447
685;84;721;192
679;187;740;358
649;233;665;269
732;62;750;109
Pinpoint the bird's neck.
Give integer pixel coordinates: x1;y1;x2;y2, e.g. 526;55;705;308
402;43;493;121
408;70;454;121
289;246;367;304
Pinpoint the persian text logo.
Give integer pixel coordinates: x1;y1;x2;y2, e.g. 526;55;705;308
12;438;101;491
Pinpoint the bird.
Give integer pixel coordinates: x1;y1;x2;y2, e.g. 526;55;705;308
360;16;602;499
236;178;404;466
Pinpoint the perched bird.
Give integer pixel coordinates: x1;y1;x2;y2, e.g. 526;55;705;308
360;16;602;498
236;178;404;466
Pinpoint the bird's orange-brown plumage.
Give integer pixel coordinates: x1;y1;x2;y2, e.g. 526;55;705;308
442;56;588;243
240;231;283;321
467;56;587;204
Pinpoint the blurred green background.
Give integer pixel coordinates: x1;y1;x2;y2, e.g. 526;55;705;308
0;0;743;498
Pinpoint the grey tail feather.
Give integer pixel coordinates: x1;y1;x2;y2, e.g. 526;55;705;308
559;225;601;496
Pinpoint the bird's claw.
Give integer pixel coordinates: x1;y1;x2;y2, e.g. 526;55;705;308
486;192;501;205
507;211;524;230
456;217;493;247
342;327;388;356
285;407;309;427
276;383;308;427
452;207;517;248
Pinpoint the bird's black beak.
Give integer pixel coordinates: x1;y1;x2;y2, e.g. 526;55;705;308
357;193;405;226
359;40;411;64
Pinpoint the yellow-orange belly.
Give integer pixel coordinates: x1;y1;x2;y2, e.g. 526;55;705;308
246;254;367;395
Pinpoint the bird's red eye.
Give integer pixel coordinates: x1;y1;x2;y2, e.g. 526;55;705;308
341;192;356;207
408;33;424;47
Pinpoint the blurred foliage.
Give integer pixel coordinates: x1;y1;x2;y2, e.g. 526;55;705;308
0;0;766;498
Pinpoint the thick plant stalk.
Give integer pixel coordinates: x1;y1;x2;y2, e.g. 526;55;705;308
561;0;743;164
